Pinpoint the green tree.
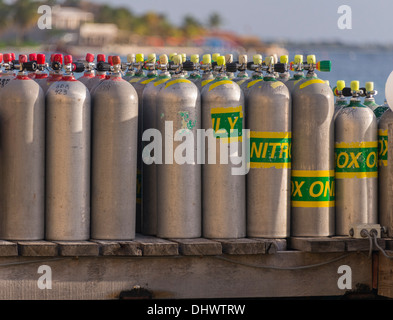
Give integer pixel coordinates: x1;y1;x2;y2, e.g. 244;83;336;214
182;15;204;38
11;0;39;44
208;12;222;30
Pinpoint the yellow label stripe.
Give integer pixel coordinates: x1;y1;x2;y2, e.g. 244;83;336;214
378;129;388;136
211;106;243;115
270;81;284;88
250;163;291;169
209;80;233;91
292;170;334;177
154;78;170;86
250;131;291;139
201;79;214;87
291;200;335;208
129;77;142;83
299;79;325;89
140;78;156;84
335;172;378;179
247;79;263;88
219;136;243;143
335;141;378;148
164;78;191;89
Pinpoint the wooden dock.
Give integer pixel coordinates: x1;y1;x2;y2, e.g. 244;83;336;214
0;234;391;299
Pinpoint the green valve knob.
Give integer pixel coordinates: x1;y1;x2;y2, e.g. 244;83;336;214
317;60;331;72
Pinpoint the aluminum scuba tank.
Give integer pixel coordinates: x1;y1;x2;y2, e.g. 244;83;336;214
335;80;378;236
246;55;291;238
155;54;201;238
378;105;393;236
291;55;335;237
141;54;172;235
201;55;246;238
0;56;45;240
129;53;158;232
45;54;91;240
91;55;138;240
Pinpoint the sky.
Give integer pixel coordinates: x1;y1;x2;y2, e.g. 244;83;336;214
86;0;393;45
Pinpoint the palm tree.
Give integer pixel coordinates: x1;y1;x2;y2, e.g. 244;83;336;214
11;0;39;44
208;12;222;30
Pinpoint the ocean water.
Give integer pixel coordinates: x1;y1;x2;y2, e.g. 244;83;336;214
285;46;393;105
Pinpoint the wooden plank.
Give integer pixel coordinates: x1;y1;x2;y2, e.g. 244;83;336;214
17;241;58;256
377;250;393;298
344;237;386;252
170;238;222;256
0;251;372;299
93;240;142;256
383;238;393;250
214;238;266;255
0;240;18;256
289;237;346;252
55;241;100;257
251;238;287;254
134;234;179;256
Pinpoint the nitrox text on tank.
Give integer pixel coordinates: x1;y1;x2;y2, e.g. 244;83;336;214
290;55;334;237
246;55;291;238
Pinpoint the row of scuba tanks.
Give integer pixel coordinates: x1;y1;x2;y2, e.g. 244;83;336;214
0;50;390;242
